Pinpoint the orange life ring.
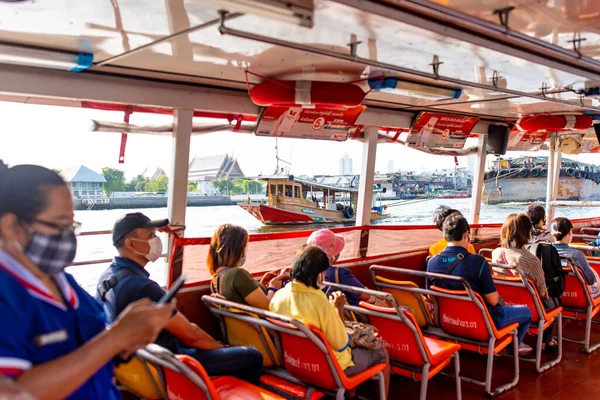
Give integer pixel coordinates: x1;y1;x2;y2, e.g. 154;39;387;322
250;80;365;107
515;114;592;132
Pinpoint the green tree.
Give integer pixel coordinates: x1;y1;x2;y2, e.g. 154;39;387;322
188;181;198;192
145;175;169;192
127;174;149;192
242;180;264;194
101;167;126;196
211;178;231;195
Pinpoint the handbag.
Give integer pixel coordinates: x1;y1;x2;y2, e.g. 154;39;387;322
343;321;382;350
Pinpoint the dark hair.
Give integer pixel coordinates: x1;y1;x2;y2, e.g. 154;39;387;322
290;245;330;289
0;161;66;223
433;205;461;231
550;217;573;241
442;214;470;242
526;204;546;226
206;224;249;276
501;213;532;248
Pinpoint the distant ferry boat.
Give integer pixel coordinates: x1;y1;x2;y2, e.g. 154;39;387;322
482;156;600;204
239;175;389;225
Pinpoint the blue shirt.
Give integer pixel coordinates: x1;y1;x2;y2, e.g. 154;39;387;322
324;266;365;305
97;257;181;353
553;243;597;285
0;250;120;400
426;246;496;296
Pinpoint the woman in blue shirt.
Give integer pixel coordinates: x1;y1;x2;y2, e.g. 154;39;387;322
0;162;173;400
551;217;600;298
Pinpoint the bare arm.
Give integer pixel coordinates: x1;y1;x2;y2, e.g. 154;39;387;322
484;291;499;306
244;287;273;310
16;299;173;400
165;312;223;350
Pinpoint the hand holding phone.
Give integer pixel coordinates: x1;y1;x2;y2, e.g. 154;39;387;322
158;273;187;305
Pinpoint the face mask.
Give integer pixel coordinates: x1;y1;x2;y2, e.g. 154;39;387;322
239;254;246;267
131;236;163;262
24;230;77;276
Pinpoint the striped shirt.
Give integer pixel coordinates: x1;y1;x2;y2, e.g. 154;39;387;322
492;246;548;298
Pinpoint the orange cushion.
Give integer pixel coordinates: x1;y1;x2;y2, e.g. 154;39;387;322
259;375;325;400
391;357;452;381
212;376;286;400
340;362;387;390
494;322;519;340
423;337;460;365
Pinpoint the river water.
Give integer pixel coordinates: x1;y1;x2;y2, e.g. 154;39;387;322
69;200;600;294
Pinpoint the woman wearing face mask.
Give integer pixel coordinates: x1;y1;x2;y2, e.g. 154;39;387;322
0;162;173;400
208;224;288;310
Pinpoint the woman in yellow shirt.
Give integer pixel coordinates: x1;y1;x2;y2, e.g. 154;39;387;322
429;205;476;256
270;245;390;396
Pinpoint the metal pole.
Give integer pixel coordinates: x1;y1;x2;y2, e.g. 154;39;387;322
354;126;378;257
546;135;558;220
469;134;488;224
167;109;193;284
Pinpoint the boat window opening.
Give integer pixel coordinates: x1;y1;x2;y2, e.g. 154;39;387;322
269;184;275;197
277;184;283;196
294;186;301;199
285;185;292;197
168;225;499;286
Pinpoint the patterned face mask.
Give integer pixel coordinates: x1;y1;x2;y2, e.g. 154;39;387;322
24;229;77;276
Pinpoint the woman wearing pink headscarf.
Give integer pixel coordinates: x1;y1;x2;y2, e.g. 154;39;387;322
306;229;387;306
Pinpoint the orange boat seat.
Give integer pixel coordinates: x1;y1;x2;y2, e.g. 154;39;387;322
372;275;433;327
114;355;166;399
358;301;461;400
493;272;563;373
560;257;600;353
268;318;386;400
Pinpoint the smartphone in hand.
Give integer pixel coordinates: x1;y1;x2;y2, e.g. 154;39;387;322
158;273;187;305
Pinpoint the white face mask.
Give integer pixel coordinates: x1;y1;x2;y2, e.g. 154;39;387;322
131;236;163;262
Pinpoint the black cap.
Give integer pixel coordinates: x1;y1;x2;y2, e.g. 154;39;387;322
112;212;169;247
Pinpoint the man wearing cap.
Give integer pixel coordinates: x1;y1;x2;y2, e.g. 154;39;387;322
96;212;263;383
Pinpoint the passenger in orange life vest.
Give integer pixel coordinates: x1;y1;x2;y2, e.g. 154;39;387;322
429;205;476;256
427;214;533;355
492;213;559;349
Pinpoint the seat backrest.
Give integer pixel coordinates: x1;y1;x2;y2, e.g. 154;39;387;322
222;308;280;367
268;319;340;391
430;285;493;342
373;275;430;327
162;354;218;400
493;276;543;323
560;259;590;309
114;356;166;400
359;302;427;367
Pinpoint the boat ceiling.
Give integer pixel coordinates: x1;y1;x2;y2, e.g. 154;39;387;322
1;1;600;123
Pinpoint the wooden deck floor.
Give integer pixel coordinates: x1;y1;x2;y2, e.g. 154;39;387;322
369;318;600;399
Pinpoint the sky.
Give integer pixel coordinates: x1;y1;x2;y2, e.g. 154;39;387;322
1;101;598;180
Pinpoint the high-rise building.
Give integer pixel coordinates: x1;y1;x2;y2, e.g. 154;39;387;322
339;152;353;175
387;160;395;173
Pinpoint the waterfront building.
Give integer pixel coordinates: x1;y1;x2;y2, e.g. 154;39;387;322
188;154;245;195
60;165;106;199
339;152;353;175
